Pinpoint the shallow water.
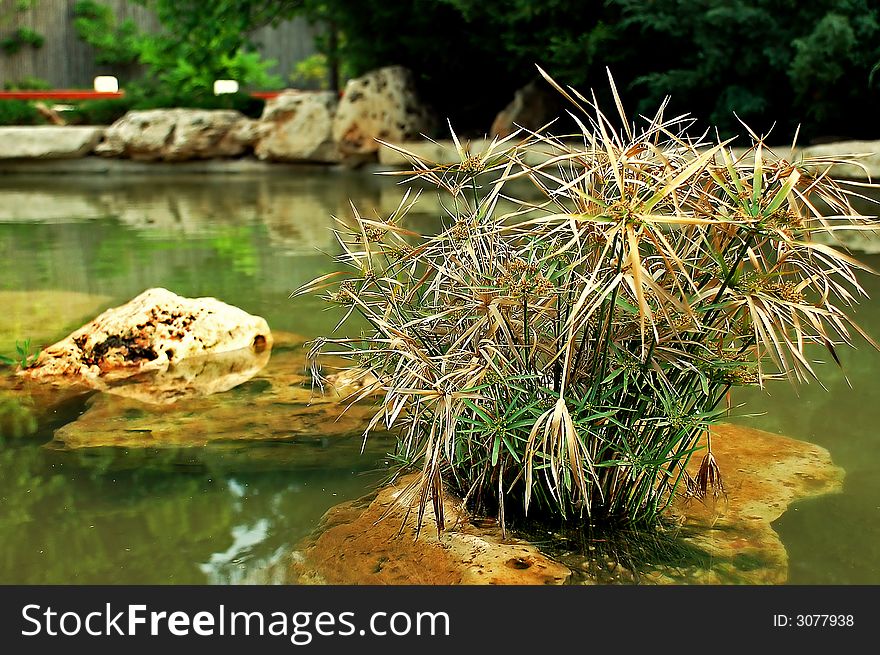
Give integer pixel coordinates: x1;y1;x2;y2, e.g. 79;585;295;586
0;172;878;584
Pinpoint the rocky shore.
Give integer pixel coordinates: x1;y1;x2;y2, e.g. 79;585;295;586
1;65;878;179
271;423;843;585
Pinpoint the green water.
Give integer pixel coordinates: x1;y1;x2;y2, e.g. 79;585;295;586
0;172;878;584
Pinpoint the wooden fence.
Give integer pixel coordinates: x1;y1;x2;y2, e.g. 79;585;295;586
0;0;319;89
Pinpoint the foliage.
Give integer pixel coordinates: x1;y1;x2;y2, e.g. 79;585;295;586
0;26;42;54
0;99;43;125
73;0;290;94
0;339;40;369
2;75;50;90
63;96;136;125
290;53;331;90
72;0;140;67
292;0;880;140
298;71;879;531
0;0;38;31
297;0;531;132
612;0;880;140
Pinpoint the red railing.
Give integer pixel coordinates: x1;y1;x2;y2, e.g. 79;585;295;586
249;91;282;100
0;90;289;101
0;90;125;100
0;90;335;101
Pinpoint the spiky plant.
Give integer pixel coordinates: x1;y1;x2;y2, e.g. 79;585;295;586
296;69;879;534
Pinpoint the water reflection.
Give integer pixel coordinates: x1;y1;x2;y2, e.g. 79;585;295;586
0;173;408;584
0;432;387;583
0;172;878;584
85;345;272;405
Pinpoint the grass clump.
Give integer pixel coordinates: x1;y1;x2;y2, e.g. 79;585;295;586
297;68;879;533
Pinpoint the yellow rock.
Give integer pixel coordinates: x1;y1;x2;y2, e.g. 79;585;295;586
281;423;843;585
48;346;378;450
286;472;571;585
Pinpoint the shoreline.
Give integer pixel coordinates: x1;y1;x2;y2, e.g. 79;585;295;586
0;125;878;179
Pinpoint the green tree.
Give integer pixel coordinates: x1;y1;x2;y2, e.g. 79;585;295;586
74;0;306;95
293;0;880;140
296;0;605;133
613;0;880;139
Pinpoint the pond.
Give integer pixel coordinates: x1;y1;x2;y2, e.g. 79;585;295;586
0;171;878;584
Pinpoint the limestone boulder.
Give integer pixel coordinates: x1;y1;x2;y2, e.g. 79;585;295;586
96;110;258;161
21;288;273;383
254;91;340;163
0;126;104;159
490;79;560;139
332;66;435;156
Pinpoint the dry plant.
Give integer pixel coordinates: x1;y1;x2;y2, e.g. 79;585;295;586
295;68;879;533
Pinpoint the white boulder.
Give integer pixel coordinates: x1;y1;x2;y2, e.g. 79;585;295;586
22;288;273;382
0;126;104;159
332;66;435;156
96;109;258;161
254;90;340;163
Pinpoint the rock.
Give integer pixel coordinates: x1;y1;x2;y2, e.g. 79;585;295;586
96;110;258;161
490;78;560;139
83;346;272;405
323;367;379;396
544;423;844;585
285;472;571;585
280;422;843;585
670;423;844;584
254;91;340;163
47;339;384;449
332;66;435;156
800;140;880;179
21;288;273;383
0;126;104;159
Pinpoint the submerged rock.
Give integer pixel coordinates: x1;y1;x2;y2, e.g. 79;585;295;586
48;341;378;449
279;423;843;585
669;423;844;584
332;66;435;157
22;288;273;385
285;472;571;585
549;423;844;585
